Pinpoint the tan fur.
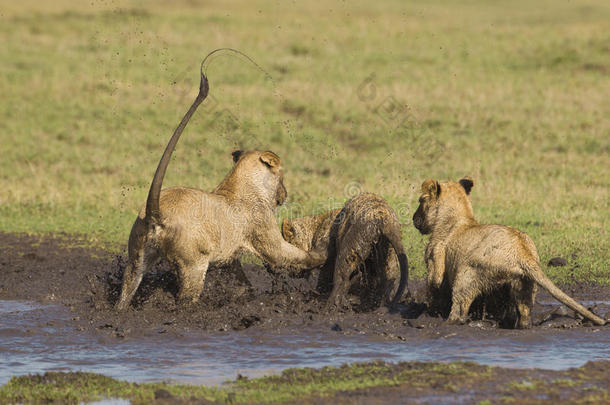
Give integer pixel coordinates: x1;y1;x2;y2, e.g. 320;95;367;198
413;177;606;328
116;150;326;310
282;193;409;310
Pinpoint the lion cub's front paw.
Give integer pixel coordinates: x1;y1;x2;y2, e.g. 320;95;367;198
308;249;327;267
447;315;467;325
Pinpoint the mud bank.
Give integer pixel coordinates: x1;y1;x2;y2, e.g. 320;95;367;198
1;361;608;404
0;233;607;340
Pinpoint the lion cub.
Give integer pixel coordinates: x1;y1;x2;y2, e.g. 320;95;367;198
282;193;409;310
115;70;326;310
116;150;327;310
412;177;606;328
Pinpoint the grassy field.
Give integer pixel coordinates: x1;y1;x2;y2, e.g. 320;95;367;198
0;0;608;282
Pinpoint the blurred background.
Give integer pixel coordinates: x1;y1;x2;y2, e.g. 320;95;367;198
0;0;608;281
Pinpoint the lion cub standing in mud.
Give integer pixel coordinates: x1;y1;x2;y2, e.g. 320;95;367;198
116;72;324;310
116;150;327;310
412;177;606;328
282;193;409;310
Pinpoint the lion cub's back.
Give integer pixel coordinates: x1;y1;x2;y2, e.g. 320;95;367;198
336;193;402;289
455;224;540;271
332;192;401;259
341;192;400;230
136;186;235;232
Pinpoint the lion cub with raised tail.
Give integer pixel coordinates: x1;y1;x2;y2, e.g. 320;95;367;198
116;150;326;310
282;193;409;310
116;70;325;311
412;177;606;328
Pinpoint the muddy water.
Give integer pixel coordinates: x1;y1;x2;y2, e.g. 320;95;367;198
2;300;609;386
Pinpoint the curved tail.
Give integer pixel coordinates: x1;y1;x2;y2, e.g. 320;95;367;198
529;265;606;326
385;223;409;308
145;68;209;225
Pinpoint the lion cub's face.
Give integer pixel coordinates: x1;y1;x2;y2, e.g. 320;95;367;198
282;217;315;251
282;209;340;251
413;177;474;235
231;149;287;206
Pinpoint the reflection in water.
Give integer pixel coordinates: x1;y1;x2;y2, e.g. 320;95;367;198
1;300;608;386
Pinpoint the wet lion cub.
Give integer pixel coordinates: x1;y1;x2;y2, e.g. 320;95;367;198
282;193;409;310
412;177;606;328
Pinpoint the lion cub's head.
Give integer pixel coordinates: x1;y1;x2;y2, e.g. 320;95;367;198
228;149;287;206
282;217;315;251
282;209;341;251
412;177;475;235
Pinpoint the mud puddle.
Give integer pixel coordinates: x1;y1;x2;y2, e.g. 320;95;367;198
0;233;608;387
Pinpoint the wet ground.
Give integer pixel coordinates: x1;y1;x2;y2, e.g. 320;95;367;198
0;233;609;391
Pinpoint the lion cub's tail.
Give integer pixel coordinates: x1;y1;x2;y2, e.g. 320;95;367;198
144;70;209;226
527;264;606;326
384;223;409;308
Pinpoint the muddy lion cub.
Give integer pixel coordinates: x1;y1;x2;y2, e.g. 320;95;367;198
282;193;409;310
116;73;324;310
412;177;606;328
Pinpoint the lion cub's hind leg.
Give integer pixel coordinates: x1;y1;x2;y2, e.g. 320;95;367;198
447;266;481;324
327;248;365;311
511;277;538;329
327;251;353;310
176;257;210;304
116;245;159;310
116;254;144;311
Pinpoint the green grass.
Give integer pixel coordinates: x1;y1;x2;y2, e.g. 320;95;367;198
2;361;607;404
0;372;223;404
0;0;608;282
0;361;489;404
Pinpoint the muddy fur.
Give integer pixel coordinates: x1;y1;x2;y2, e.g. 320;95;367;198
412;177;606;328
282;193;409;311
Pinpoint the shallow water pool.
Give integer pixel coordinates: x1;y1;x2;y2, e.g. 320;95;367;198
0;300;608;386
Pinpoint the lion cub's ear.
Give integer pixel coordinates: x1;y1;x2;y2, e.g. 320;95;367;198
231;149;244;163
281;218;294;240
459;177;474;195
422;179;441;198
260;151;281;168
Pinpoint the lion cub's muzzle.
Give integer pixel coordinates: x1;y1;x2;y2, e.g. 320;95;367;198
276;181;287;206
412;205;429;234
